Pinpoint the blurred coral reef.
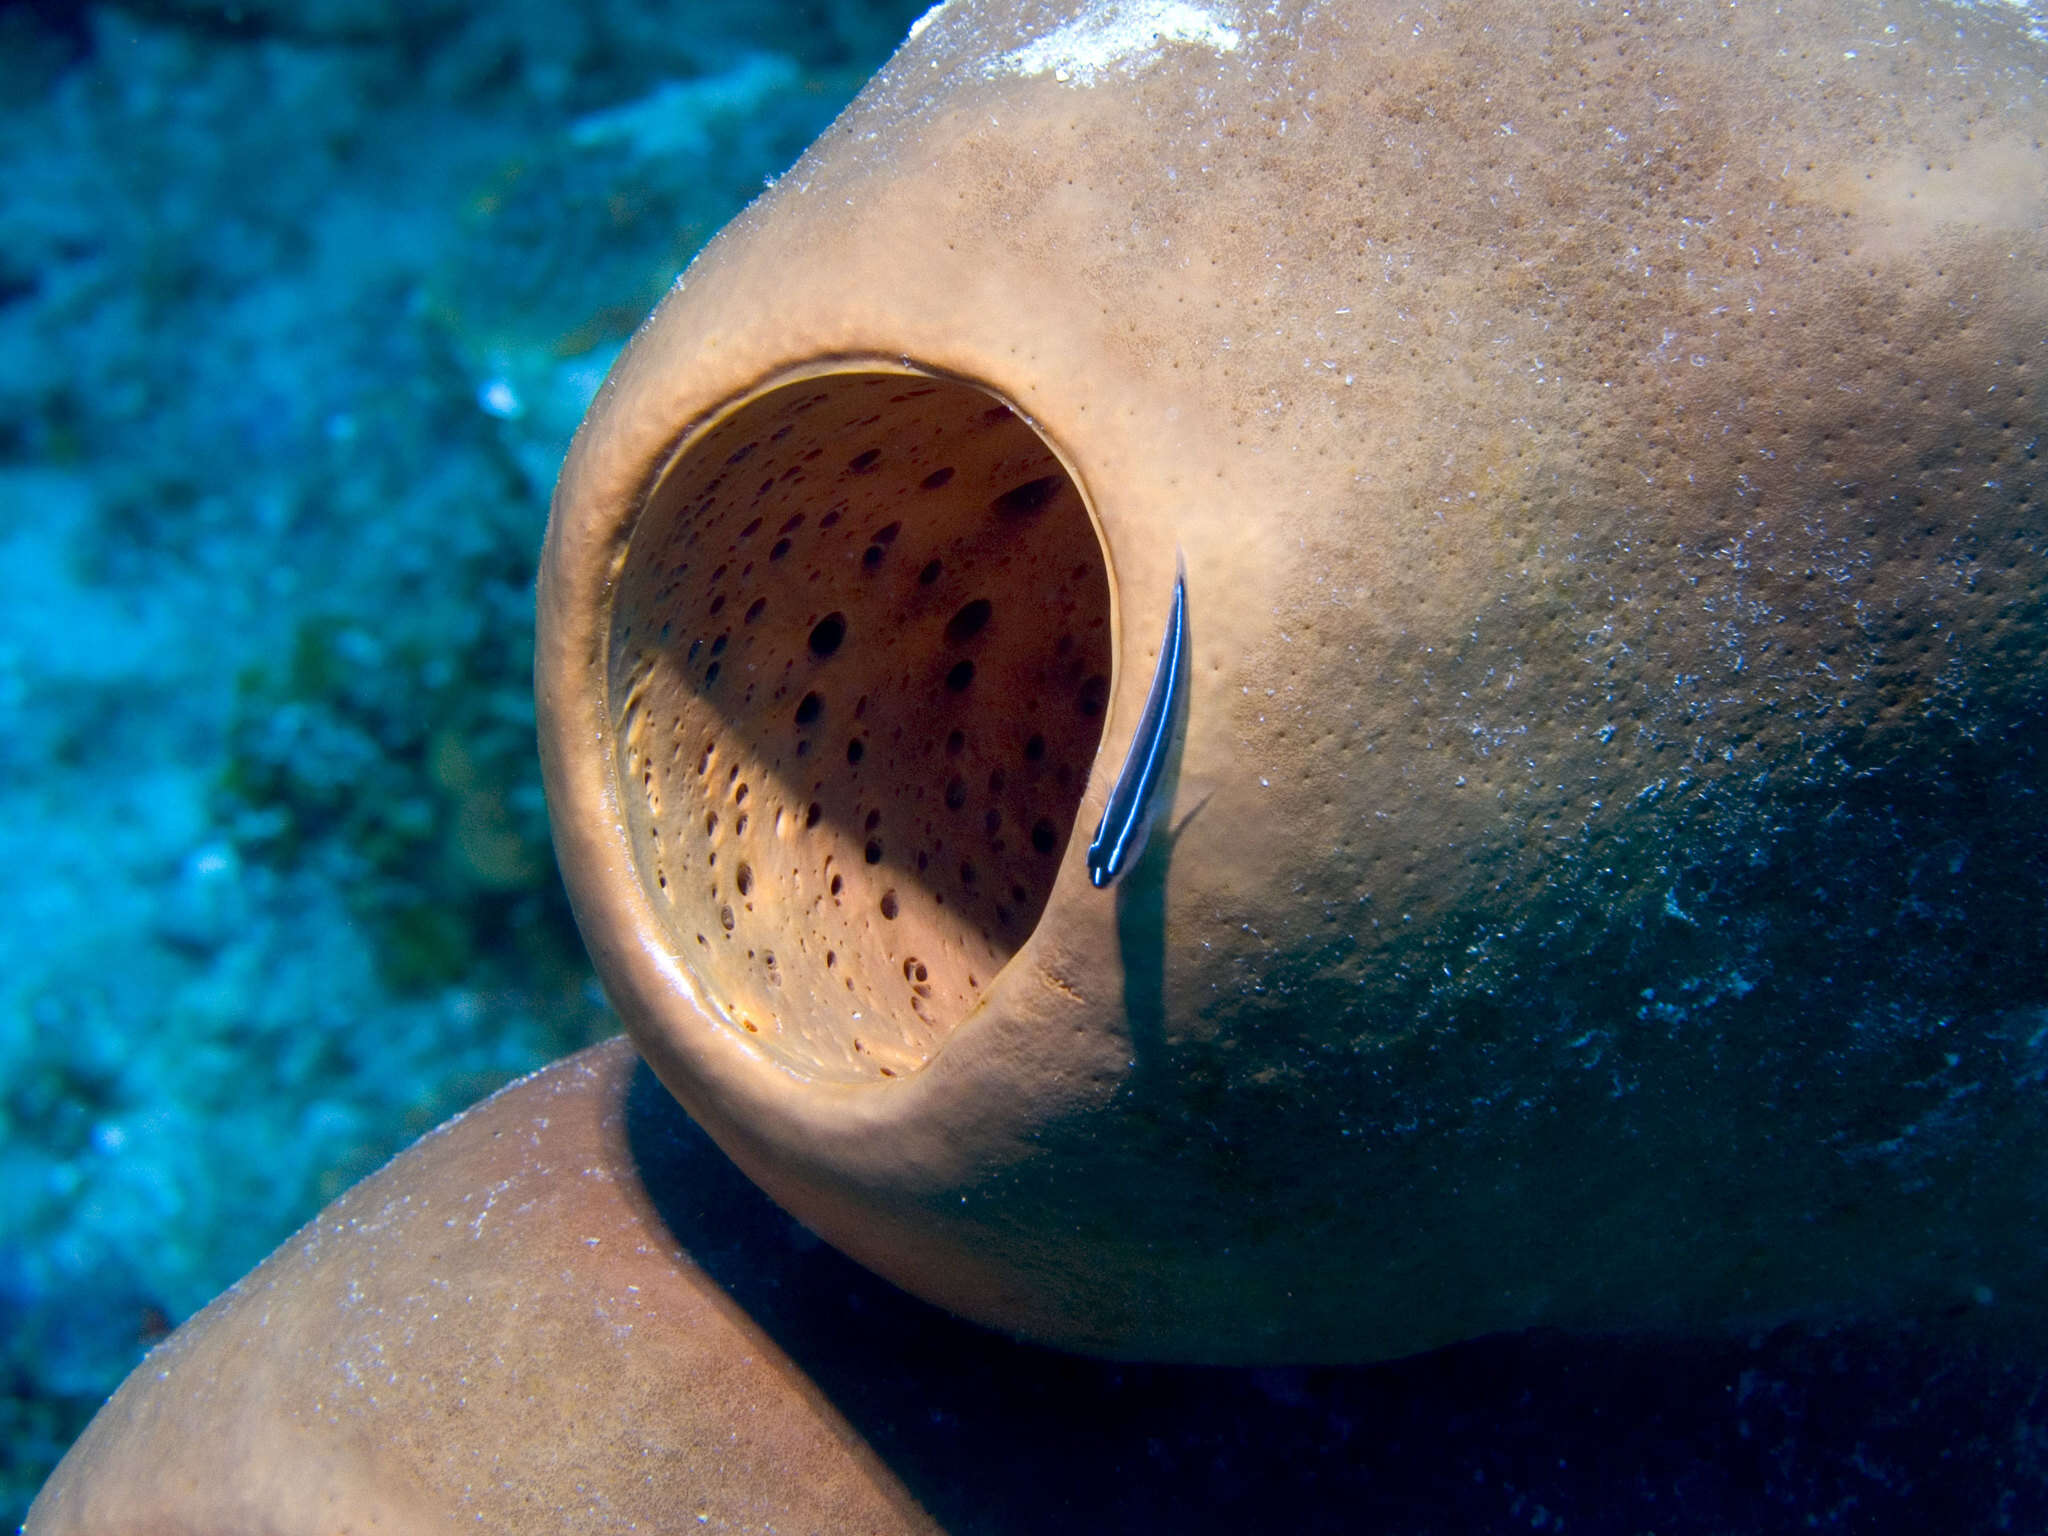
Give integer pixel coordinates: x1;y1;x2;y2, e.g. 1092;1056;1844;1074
0;0;926;1518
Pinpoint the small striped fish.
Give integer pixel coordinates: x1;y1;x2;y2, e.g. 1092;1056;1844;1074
1087;549;1188;888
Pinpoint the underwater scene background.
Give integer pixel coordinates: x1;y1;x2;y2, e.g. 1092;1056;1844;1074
2;0;2046;1529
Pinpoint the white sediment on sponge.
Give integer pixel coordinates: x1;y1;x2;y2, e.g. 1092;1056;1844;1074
988;0;1243;85
906;0;954;43
1931;0;2048;45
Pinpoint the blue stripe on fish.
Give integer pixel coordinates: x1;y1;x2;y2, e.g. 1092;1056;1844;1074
1087;549;1188;888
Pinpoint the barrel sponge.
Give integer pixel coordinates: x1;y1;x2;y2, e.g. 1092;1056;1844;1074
538;0;2048;1361
26;1040;938;1535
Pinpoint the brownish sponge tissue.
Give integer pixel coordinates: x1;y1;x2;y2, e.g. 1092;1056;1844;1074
612;373;1108;1080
